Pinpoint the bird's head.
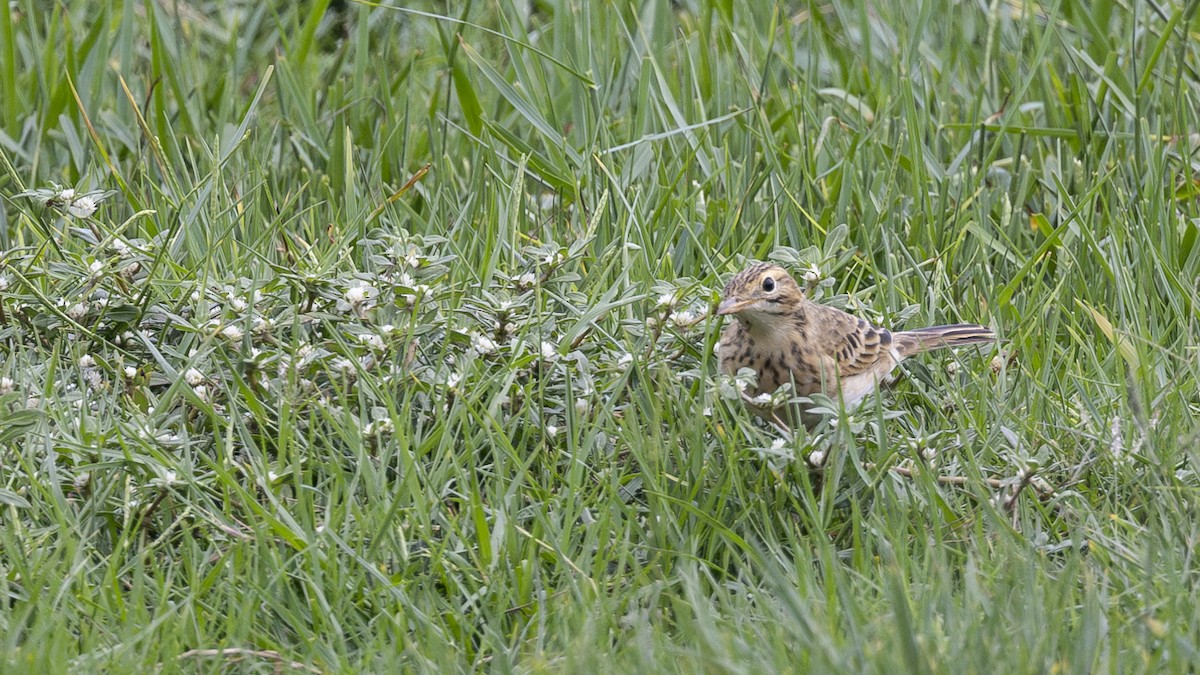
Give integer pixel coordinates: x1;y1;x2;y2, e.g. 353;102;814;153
717;264;806;324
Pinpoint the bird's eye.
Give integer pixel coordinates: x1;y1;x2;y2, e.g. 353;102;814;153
762;277;776;292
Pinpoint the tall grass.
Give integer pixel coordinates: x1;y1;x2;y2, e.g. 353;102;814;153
1;0;1199;671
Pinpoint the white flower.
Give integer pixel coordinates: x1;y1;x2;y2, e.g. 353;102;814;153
193;384;209;401
446;372;462;389
79;354;96;368
344;285;369;305
184;368;205;386
112;238;131;257
0;377;14;394
402;250;421;268
66;302;89;320
944;360;960;375
546;425;558;438
807;450;827;467
669;309;696;327
397;272;415;287
88;260;104;276
380;324;395;334
359;333;386;351
227;293;248;312
574;398;590;416
56;188;77;203
771;438;787;451
220;324;244;341
516;272;536;287
123;366;137;379
364;418;394;436
802;264;822;283
471;333;498;354
67;195;97;218
751;392;772;405
655;292;676;309
617;352;633;368
540;341;557;360
0;274;8;291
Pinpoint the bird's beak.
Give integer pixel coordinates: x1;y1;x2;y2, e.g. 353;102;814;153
716;298;750;316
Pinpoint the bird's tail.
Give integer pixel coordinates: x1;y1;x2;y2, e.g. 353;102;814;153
894;323;995;358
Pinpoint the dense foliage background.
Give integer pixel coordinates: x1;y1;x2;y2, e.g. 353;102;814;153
2;0;1199;671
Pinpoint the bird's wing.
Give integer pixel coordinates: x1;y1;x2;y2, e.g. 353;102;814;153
807;303;900;378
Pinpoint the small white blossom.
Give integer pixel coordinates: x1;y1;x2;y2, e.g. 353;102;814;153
111;238;131;257
802;264;822;284
220;324;244;341
123;366;137;379
66;302;89;320
574;398;590;417
540;341;557;360
67;195;97;218
808;450;827;467
617;352;633;368
82;369;102;389
446;372;462;389
0;377;14;394
79;354;96;368
655;292;676;309
227;293;248;312
88;260;104;276
193;384;209;401
359;333;386;351
0;275;10;292
364;418;395;436
771;438;787;451
546;425;559;438
344;285;369;305
380;324;395;334
184;368;205;386
471;333;498;354
752;392;772;405
57;188;77;203
669;309;697;327
944;360;960;375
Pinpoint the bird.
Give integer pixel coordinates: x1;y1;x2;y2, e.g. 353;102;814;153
717;263;994;427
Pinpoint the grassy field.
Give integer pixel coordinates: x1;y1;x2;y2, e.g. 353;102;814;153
2;0;1199;671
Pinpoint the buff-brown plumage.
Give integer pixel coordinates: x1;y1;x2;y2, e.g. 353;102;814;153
717;263;994;426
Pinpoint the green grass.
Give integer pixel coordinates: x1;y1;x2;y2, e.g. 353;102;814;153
2;0;1199;671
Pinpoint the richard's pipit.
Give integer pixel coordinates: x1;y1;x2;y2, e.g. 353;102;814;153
718;263;994;426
